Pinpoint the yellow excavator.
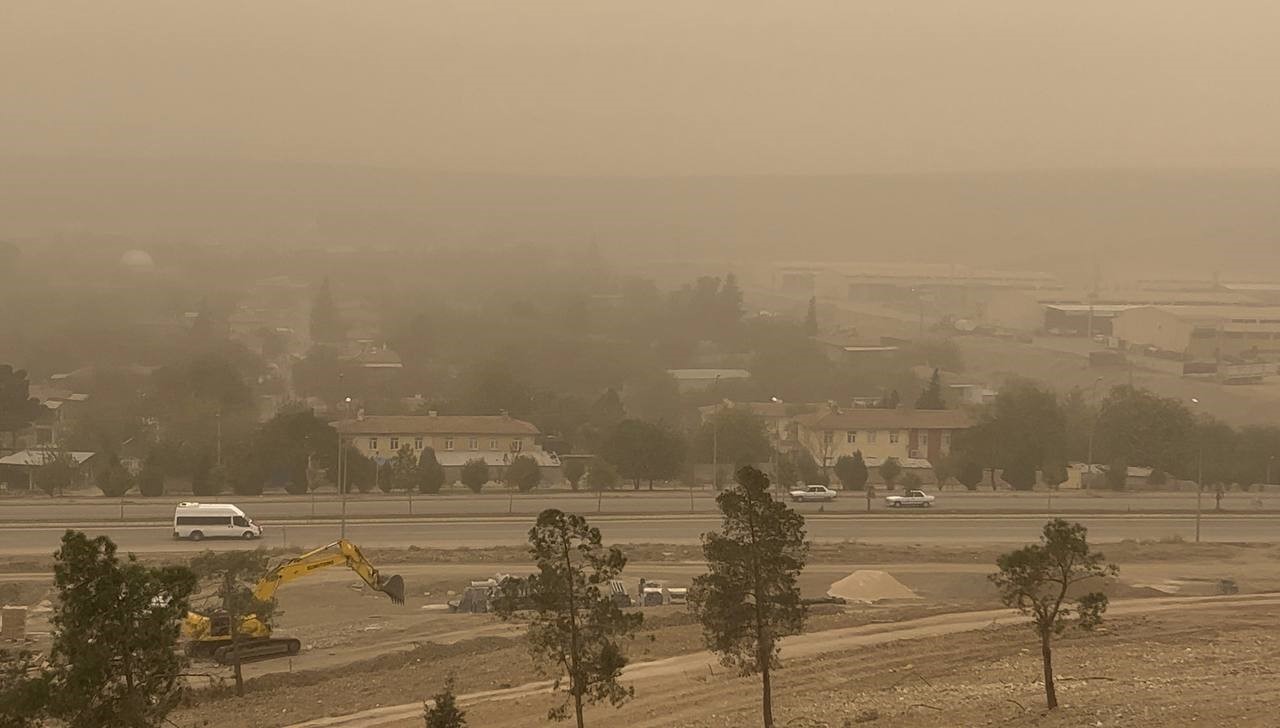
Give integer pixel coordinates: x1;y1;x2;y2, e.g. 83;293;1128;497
183;539;405;664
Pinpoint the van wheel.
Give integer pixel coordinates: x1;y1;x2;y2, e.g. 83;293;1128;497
189;531;204;542
242;531;255;540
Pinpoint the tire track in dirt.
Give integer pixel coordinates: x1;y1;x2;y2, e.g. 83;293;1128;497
285;592;1280;728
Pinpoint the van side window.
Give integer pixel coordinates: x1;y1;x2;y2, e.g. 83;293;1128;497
176;516;233;526
233;516;249;527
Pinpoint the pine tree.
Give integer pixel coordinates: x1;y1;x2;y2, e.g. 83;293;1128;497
493;510;642;726
804;296;818;336
424;678;467;728
833;452;869;491
690;466;808;728
718;273;744;329
914;368;946;409
991;520;1116;709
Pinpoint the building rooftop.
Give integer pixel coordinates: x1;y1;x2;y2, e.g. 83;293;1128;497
795;408;973;431
0;450;96;467
334;415;540;436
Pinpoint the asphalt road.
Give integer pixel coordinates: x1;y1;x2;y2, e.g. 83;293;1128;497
3;489;1276;524
1;513;1276;556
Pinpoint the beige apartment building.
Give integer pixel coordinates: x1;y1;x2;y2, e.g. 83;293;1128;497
794;406;973;470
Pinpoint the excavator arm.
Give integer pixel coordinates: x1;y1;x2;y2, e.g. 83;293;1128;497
253;539;406;604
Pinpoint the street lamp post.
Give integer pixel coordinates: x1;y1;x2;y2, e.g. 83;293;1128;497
340;395;351;539
1191;397;1202;543
711;375;721;491
1084;377;1103;489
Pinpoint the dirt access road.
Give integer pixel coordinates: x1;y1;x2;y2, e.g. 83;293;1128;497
285;593;1280;728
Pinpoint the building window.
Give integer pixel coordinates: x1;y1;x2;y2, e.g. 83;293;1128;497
369;437;379;450
490;439;498;450
941;432;951;449
889;431;899;444
919;431;929;448
823;431;834;446
445;438;454;451
847;431;857;444
469;437;478;450
867;431;877;444
512;439;523;452
390;437;399;451
414;437;424;450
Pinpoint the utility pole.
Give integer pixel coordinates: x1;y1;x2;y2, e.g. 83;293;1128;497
1085;377;1103;489
215;410;222;466
711;375;721;491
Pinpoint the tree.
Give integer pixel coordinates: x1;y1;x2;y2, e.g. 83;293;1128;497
774;451;799;490
691;467;808;728
191;453;219;496
0;365;43;450
899;471;923;491
0;648;48;727
803;297;818;337
138;454;165;497
930;454;955;487
718;272;745;332
914;368;947;410
461;458;489;494
418;447;446;494
391;445;421;492
34;451;76;497
563;458;587;491
1105;458;1129;491
832;452;869;491
1002;455;1038;491
601;419;686;490
789;449;827;486
189;550;273;697
956;458;984;491
344;446;378;493
1094;385;1194;476
1042;459;1068;490
879;389;901;409
505;454;542;493
586;457;620;492
46;531;197;727
424;678;467;728
694;409;772;468
96;457;134;498
878;457;902;490
990;519;1116;709
310;278;345;344
493;510;642;726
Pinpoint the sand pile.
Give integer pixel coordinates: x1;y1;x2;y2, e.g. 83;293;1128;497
827;570;920;604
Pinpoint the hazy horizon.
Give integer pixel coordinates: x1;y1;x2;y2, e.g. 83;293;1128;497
7;2;1280;177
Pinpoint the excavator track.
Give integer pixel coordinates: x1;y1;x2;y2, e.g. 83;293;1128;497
211;637;302;664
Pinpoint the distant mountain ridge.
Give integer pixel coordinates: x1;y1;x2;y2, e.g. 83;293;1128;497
3;157;1277;278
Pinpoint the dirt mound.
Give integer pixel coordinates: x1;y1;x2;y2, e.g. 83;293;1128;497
827;570;920;604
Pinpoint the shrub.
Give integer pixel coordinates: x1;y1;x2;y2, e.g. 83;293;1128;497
138;457;165;497
98;461;135;498
461;459;489;494
899;471;923;490
505;454;542;493
418;448;446;494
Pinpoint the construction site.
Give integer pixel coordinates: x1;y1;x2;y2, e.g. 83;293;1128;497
3;538;1278;727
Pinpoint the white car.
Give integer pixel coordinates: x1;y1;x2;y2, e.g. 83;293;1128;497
884;490;935;508
789;485;838;503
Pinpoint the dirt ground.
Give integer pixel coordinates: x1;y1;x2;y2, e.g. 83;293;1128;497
5;540;1276;726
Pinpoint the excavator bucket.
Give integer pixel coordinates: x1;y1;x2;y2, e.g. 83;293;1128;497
377;574;406;604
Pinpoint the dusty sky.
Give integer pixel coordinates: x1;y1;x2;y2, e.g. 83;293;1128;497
5;1;1280;176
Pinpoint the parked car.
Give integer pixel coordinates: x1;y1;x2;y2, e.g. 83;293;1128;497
789;484;838;503
884;490;935;508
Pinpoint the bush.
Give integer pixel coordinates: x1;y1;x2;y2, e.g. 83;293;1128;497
1147;469;1168;486
505;454;542;493
899;472;923;490
833;453;869;491
424;678;467;728
562;458;586;491
957;459;984;490
878;457;902;490
461;458;489;494
1002;459;1037;491
97;461;135;498
191;455;221;497
138;457;165;497
586;457;620;492
377;461;395;493
418;448;446;494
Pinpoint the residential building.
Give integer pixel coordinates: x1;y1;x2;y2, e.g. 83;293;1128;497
794;406;973;470
332;413;560;483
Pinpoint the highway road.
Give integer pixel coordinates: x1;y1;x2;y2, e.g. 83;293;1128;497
1;512;1276;556
2;489;1277;523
